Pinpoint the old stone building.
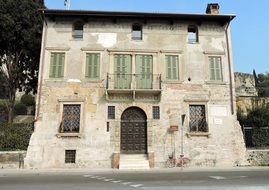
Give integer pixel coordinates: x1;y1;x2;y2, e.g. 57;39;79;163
25;4;246;169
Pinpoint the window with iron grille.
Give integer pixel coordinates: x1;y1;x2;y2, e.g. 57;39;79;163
65;150;76;163
153;106;160;119
189;105;208;132
60;104;81;133
108;106;115;119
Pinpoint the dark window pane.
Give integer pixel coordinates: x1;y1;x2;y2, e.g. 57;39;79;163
65;150;76;163
188;26;198;43
153;106;160;119
61;104;80;133
108;106;115;119
73;22;83;39
132;24;142;40
189;105;208;132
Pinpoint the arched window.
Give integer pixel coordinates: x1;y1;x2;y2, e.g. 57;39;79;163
73;21;84;39
188;25;198;43
132;24;142;40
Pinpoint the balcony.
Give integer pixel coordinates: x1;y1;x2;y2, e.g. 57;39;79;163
106;73;161;101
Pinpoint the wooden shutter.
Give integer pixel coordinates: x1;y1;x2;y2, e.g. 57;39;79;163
49;53;65;78
209;57;222;81
166;55;178;80
85;53;100;79
114;54;131;89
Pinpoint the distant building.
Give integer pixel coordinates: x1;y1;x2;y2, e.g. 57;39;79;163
25;4;246;169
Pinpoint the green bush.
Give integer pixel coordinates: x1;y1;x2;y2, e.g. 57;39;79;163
14;102;27;115
0;123;34;151
20;94;35;106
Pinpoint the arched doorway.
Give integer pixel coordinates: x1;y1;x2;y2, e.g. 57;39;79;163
121;107;147;154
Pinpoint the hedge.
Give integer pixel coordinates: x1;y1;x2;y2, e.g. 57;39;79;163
0;123;34;151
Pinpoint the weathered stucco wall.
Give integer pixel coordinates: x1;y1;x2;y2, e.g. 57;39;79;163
25;16;246;168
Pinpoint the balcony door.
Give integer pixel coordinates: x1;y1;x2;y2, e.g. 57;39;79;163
135;55;153;89
114;54;132;89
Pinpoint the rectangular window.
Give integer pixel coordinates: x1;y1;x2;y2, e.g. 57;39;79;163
85;53;100;80
188;26;198;43
132;24;142;40
114;54;132;89
65;150;76;163
209;56;223;81
165;55;179;80
73;22;83;39
60;104;81;133
153;106;160;119
108;106;115;119
49;53;65;78
189;105;208;132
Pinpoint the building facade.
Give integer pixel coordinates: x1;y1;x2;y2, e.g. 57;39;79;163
25;4;246;169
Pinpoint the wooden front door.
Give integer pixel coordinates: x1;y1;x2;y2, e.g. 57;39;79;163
121;107;147;154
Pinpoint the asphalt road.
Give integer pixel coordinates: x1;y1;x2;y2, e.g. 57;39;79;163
1;168;269;190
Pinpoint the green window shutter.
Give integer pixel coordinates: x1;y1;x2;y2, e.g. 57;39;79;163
166;55;178;80
49;53;65;78
49;53;56;78
58;53;65;78
114;54;131;89
85;53;100;79
209;57;222;81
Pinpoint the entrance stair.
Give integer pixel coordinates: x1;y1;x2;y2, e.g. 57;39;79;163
119;154;150;170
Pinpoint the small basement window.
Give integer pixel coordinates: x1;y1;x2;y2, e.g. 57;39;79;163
132;24;142;40
65;150;76;163
188;26;198;43
108;106;115;119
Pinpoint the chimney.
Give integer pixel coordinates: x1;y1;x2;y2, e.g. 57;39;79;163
206;3;220;14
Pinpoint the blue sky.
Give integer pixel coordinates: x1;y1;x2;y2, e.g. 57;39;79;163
45;0;269;74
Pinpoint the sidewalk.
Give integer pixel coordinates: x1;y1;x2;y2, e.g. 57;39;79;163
1;166;269;175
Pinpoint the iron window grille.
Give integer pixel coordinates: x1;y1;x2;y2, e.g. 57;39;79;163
153;106;160;119
108;106;115;119
65;150;76;163
60;104;81;133
189;105;208;132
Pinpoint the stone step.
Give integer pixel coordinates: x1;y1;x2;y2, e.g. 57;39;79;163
119;154;150;170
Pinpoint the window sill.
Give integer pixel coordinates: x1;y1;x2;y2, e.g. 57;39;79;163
205;81;227;85
83;79;102;83
56;133;82;138
186;132;211;138
163;80;183;84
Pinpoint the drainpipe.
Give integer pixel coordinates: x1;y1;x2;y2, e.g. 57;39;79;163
35;11;48;123
225;20;235;115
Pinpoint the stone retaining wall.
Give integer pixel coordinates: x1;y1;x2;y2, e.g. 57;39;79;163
0;151;26;169
247;149;269;166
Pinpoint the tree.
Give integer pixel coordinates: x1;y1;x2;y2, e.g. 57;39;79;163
0;0;44;123
255;72;269;97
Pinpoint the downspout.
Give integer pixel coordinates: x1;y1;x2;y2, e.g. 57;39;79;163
35;10;48;123
225;19;234;115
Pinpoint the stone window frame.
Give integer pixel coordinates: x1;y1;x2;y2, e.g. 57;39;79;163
81;50;104;83
56;98;85;138
185;101;211;138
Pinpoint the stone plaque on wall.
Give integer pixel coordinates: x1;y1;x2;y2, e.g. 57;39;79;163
209;106;228;116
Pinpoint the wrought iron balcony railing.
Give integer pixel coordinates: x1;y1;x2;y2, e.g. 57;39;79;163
106;73;161;90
